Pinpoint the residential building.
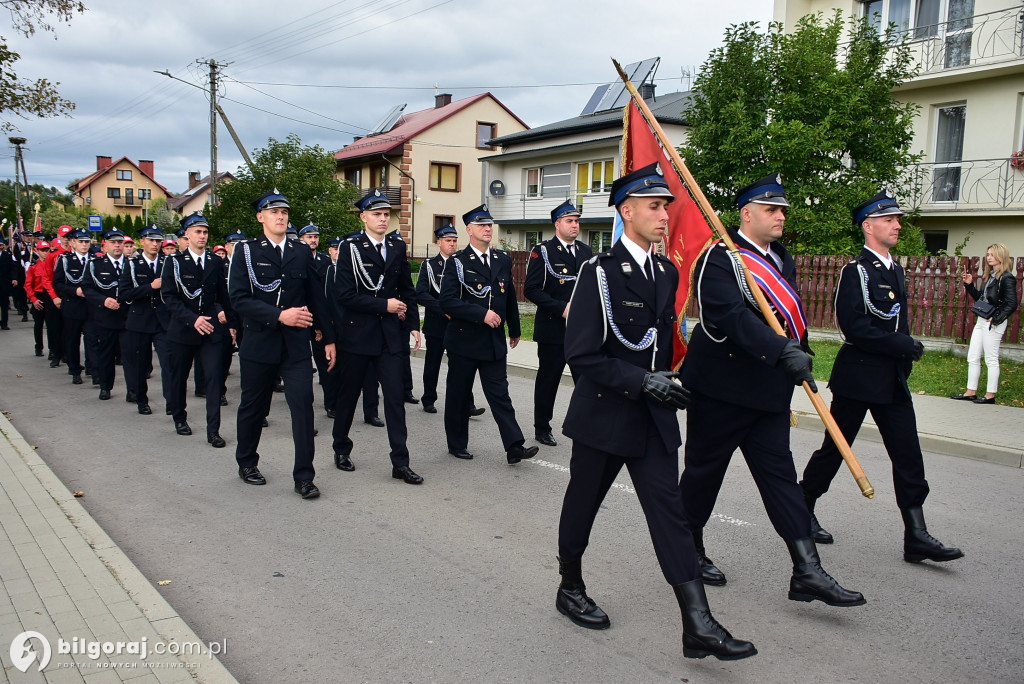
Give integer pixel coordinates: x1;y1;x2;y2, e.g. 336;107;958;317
70;156;173;220
483;88;690;252
775;0;1024;255
167;171;235;216
333;93;528;257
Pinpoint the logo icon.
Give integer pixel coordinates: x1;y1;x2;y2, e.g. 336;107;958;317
10;631;51;672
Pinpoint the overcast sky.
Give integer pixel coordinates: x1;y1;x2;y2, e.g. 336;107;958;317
2;0;772;196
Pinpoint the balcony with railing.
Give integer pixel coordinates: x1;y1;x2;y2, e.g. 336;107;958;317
906;157;1024;212
355;186;402;206
892;5;1024;78
486;192;618;223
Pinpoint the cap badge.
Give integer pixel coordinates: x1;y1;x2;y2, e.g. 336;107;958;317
655;163;662;175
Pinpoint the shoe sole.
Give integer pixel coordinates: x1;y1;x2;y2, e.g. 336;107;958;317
702;576;728;587
298;490;320;499
788;591;866;607
904;551;964;563
683;647;758;661
812;535;834;544
556;601;610;630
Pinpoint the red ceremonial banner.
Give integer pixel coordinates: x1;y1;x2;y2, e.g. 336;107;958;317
620;102;713;368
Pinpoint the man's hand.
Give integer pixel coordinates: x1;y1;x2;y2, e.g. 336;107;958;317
410;330;422;352
194;315;214;335
75;287;84;297
217;310;227;325
103;297;120;310
483;310;501;328
509;336;520;349
53;297;62;308
642;371;692;410
324;343;337;372
230;328;237;345
32;299;44;311
386;298;407;314
314;329;323;342
911;338;925;361
150;277;161;289
778;339;817;392
562;302;570;319
279;306;313;328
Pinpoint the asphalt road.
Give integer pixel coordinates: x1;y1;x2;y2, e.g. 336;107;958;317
0;322;1021;683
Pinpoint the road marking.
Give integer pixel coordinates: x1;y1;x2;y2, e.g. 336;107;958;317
529;459;755;527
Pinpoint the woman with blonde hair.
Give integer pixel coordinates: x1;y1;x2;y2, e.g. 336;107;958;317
950;243;1018;404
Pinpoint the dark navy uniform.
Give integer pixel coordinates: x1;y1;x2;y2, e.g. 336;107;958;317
330;228;419;469
800;248;927;507
439;219;528;457
558;239;700;584
81;232;128;396
414;246;478;412
309;247;336;412
798;192;960;566
119;228;170;414
160;233;230;437
679;228;811;541
524;212;592;439
53;235;92;380
229;231;333;483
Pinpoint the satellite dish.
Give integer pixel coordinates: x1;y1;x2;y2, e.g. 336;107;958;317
489;180;505;196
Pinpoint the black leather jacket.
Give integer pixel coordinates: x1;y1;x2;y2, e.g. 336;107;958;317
965;272;1018;326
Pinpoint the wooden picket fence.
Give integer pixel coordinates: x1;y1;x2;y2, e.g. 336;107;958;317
504;251;1024;344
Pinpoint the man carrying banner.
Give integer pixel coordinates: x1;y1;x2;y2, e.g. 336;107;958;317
555;163;755;661
524;200;592;447
800;192;962;564
679;174;865;608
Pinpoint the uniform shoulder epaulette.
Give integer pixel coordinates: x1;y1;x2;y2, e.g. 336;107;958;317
343;232;361;243
493;248;506;256
654;252;673;264
387;230;402;238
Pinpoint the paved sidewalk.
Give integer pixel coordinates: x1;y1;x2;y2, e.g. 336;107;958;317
0;412;238;683
419;332;1024;469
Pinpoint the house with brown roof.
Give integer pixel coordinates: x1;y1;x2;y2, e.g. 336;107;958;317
334;93;528;257
167;171;235;216
71;156;173;219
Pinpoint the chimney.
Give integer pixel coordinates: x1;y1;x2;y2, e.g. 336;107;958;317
435;93;452;109
188;171;201;189
138;159;154;178
96;155;112;170
639;82;656;100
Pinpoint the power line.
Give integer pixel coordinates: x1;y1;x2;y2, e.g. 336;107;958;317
228;76;686;91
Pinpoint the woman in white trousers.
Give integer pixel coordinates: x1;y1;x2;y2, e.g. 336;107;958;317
950;243;1018;405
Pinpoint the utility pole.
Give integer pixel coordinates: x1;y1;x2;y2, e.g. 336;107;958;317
8;137;27;242
198;59;230;207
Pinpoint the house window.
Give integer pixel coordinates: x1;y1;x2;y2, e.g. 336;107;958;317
525;168;543;198
344;168;361;188
923;231;949;254
116;169;132;181
107;187;121;199
525;231;542;249
477;122;497;150
577;160;614;195
429;162;460;192
588;230;613;252
369;163;387;188
138;189;152;200
862;0;973;42
932;104;966;202
125;188;134;205
433;215;456;234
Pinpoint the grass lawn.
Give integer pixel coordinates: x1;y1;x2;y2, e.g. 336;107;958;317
809;340;1023;408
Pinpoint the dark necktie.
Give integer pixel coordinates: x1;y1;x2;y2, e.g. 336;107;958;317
114;261;122;277
197;257;204;276
647;256;656;283
376;243;383;261
481;251;489;269
567;243;575;259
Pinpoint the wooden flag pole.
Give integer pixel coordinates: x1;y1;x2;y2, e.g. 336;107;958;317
612;58;873;499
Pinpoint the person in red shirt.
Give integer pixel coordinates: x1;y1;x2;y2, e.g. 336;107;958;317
24;241;50;356
37;225;73;365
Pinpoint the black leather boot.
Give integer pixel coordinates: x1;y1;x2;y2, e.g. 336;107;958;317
555;557;609;630
674;580;756;660
804;494;834;544
692;527;726;586
787;538;865;606
901;507;964;563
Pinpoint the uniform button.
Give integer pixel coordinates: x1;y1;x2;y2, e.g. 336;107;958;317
728;353;733;358
761;355;766;360
596;393;603;398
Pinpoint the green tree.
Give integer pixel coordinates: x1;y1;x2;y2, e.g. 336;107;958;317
1;1;86;133
152;206;179;234
681;12;926;255
131;214;144;236
209;134;360;244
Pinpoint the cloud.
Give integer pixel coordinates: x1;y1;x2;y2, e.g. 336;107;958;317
3;0;771;194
